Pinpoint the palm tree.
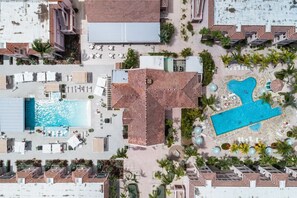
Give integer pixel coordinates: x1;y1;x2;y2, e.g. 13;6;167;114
220;54;232;66
250;53;263;66
279;92;297;109
174;166;185;179
284;155;297;166
239;143;250;154
266;49;280;67
258;154;278;166
206;156;219;166
110;147;128;159
287;126;297;139
199;27;211;35
220;36;231;48
156;158;170;168
154;171;162;179
161;173;175;185
289;78;297;94
275;140;294;157
217;157;231;170
242;54;251;67
279;48;296;65
32;39;52;58
274;64;297;83
258;57;270;72
230;143;239;153
211;30;223;40
201;95;217;111
259;92;273;105
149;189;161;198
195;156;205;168
255;141;266;155
184;145;198;159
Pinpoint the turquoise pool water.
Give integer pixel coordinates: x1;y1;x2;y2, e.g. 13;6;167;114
25;98;91;129
211;77;282;135
249;123;262;131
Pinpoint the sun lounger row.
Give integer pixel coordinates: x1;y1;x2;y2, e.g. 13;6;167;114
66;85;93;93
228;65;250;71
14;71;58;83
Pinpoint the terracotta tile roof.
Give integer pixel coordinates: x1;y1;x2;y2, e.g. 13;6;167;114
111;69;202;146
85;0;160;22
0;43;29;55
44;167;66;178
208;0;297;42
72;168;91;178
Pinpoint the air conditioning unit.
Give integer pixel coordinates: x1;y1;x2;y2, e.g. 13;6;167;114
47;178;54;184
17;178;25;184
75;178;82;184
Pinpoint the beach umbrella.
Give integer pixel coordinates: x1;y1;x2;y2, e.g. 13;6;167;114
193;126;202;135
270;79;284;93
265;147;273;155
249;147;256;155
209;83;218;92
194;136;204;145
286;138;293;145
212;146;221;154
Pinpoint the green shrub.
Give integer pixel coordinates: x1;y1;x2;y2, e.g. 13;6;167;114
160;22;175;44
122;48;139;69
199;50;215;86
181;108;204;139
180;48;193;58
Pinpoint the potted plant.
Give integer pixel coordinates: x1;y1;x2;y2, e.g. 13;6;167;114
221;143;231;150
271;142;278;149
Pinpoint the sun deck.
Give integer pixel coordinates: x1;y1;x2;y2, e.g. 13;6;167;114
214;0;297;31
0;0;50;43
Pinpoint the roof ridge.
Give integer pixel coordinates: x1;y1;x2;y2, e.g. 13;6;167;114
182;74;200;106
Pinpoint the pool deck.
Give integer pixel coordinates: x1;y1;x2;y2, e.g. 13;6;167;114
203;72;296;150
0;64;125;170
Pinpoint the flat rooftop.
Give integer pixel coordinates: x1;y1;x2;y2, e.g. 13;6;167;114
0;0;50;43
0;183;105;197
214;0;297;29
195;186;297;198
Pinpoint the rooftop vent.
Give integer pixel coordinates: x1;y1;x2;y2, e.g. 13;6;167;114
146;78;153;85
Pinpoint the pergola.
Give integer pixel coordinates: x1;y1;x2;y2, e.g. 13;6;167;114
44;83;60;93
0;75;6;90
72;71;88;84
92;137;105;153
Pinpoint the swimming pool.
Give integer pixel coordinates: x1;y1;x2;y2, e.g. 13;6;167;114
211;77;282;135
25;98;91;129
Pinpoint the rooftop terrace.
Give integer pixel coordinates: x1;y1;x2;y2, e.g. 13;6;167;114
214;0;297;31
0;0;50;43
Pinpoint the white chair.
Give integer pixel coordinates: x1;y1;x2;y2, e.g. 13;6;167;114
89;44;94;50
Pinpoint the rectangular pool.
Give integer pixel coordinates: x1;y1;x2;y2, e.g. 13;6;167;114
211;100;282;135
25;98;91;129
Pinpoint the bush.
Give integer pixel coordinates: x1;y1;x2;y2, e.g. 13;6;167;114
6;160;10;172
287;131;293;137
199;50;216;86
89;128;94;133
160;22;175;44
221;143;231;150
88;95;94;99
181;108;204;139
122;48;139;69
180;48;193;58
148;50;178;58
